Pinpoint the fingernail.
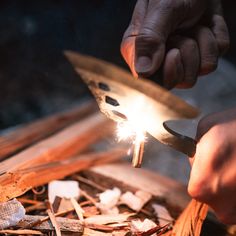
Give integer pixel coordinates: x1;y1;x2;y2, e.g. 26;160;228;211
135;56;152;74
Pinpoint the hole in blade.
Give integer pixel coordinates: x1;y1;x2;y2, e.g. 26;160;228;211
111;110;127;121
98;82;110;91
105;96;120;106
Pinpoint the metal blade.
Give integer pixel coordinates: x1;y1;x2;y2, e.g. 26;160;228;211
65;51;199;157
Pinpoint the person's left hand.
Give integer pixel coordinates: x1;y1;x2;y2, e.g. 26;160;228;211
121;0;229;89
188;108;236;224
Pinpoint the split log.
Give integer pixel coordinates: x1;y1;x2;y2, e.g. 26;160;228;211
168;200;208;236
0;112;112;174
0;112;119;202
0;147;126;201
17;215;84;234
0;100;97;160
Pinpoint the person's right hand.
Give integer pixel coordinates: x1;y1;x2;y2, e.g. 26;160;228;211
121;0;230;89
188;108;236;224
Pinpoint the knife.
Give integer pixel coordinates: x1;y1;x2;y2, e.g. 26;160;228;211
65;51;199;166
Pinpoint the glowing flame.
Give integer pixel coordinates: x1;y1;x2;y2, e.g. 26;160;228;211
116;121;146;143
116;96;149;144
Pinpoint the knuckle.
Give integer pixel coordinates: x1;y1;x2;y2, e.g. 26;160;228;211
137;27;164;44
188;179;208;202
135;31;163;52
159;0;183;11
183;39;198;52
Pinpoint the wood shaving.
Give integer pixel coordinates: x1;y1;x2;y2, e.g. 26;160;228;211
131;219;157;234
120;190;151;212
84;213;134;225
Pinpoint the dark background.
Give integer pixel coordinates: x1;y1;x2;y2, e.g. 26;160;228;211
0;0;235;130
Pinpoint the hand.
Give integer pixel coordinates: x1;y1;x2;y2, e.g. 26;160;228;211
121;0;229;89
188;108;236;224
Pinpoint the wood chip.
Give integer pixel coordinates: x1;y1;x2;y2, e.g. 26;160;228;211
99;188;121;209
18;215;83;234
46;201;61;236
73;175;106;191
131;219;157;234
97;187;121;215
80;190;97;206
0;229;43;235
84;213;135;225
48;180;80;204
25;203;46;213
120;190;151;212
70;197;85;221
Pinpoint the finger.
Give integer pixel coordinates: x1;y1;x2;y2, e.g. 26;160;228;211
134;0;180;77
211;14;230;55
169;36;200;88
162;48;184;89
120;0;148;77
192;26;219;75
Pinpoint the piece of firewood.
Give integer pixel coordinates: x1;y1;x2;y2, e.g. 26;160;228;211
0;112;112;174
0;100;97;160
0;112;117;202
167;200;208;236
16;215;84;234
0;148;127;202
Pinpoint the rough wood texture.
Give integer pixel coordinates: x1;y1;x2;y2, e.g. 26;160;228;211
0;150;125;203
0;112;111;174
168;200;208;236
0;113;117;202
17;215;83;234
0;229;43;235
0;100;97;160
90;163;190;210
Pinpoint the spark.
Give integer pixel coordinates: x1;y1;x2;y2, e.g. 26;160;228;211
116;121;146;168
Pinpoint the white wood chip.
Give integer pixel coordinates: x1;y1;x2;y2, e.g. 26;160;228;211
120;190;151;211
99;187;121;209
131;219;157;234
97;187;121;215
48;180;80;203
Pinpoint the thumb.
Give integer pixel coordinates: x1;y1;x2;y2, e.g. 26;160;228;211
135;1;178;77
